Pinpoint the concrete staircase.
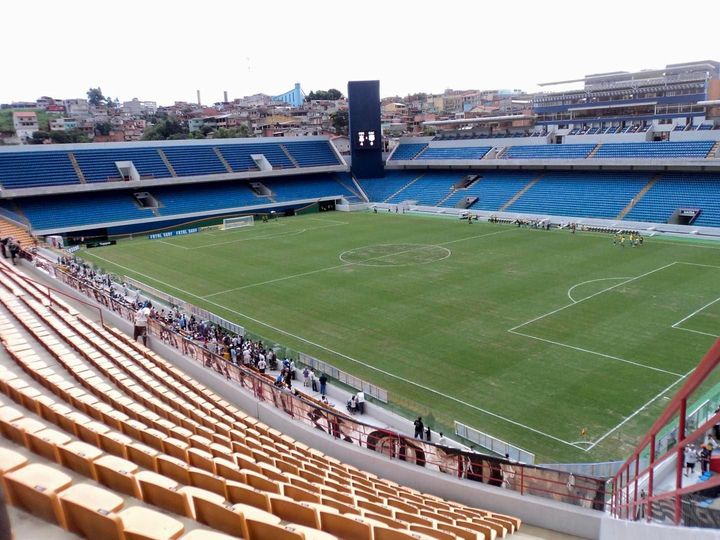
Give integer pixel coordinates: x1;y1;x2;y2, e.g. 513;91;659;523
157;149;178;177
0;218;34;249
280;145;300;167
214;147;234;173
67;153;86;183
436;176;481;207
616;173;662;220
383;174;424;203
335;176;364;201
587;144;602;158
707;141;720;159
499;174;544;211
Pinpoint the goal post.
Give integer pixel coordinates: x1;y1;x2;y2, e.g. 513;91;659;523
222;215;255;230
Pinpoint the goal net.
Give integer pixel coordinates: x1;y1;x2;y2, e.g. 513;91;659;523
222;215;254;230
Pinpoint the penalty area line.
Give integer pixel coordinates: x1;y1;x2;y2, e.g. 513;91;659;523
81;250;582;450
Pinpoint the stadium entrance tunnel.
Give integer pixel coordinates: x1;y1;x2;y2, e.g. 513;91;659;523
339;243;451;267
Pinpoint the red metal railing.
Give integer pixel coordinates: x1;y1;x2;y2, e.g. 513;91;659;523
610;338;720;525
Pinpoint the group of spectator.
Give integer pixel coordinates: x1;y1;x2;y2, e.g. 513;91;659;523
0;237;23;264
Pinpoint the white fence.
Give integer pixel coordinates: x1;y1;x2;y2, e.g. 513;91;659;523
455;421;536;464
299;352;388;403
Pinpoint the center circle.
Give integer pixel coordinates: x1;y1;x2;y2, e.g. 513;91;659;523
339;243;451;267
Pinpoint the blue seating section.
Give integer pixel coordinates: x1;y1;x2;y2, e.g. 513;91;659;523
503;144;595;159
416;147;491;160
162;146;227;176
507;172;652;218
442;171;539;210
284;141;341;167
0;151;79;188
356;171;421;202
74;148;171;182
626;173;720;227
217;143;291;171
594;141;714;159
386;172;466;206
154;181;262;215
18;191;148;230
389;144;428;160
264;174;354;202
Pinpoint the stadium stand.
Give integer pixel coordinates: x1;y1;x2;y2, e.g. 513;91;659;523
17;191;149;230
441;171;541;210
355;172;423;203
502;144;596;159
389;144;428;161
152;181;265;215
386;172;466;206
414;147;492;160
0;151;79;188
217;143;293;171
284;141;341;167
0;259;523;540
593;141;715;159
505;172;653;218
625;173;720;227
162;147;228;176
263;175;356;202
75;148;172;182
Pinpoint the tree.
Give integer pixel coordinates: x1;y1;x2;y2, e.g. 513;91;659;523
331;110;348;135
212;125;253;139
28;131;50;144
87;87;106;107
95;122;112;136
305;89;344;102
142;118;188;140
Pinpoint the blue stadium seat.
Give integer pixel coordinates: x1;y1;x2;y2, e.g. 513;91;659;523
503;144;595;159
0;151;79;188
74;148;171;182
217;143;292;171
154;181;262;214
263;174;354;201
356;171;422;202
389;144;428;160
386;171;466;206
594;141;714;159
283;140;341;167
442;171;539;210
162;146;227;176
626;173;720;227
416;146;491;160
507;172;652;218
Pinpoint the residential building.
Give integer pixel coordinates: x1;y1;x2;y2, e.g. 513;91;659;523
12;111;38;142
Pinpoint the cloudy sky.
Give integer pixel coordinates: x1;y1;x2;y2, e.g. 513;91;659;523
4;0;717;105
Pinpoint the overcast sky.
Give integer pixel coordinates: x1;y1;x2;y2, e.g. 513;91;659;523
4;0;717;106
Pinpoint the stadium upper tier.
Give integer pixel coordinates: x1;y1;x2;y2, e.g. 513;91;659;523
389;139;719;162
0;138;343;190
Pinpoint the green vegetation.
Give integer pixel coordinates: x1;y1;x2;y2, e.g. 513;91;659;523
0;109;59;135
79;212;720;462
306;89;344;101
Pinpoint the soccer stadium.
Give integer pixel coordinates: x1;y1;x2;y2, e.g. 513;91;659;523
2;61;720;540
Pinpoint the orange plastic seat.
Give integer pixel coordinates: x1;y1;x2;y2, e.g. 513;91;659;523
4;463;72;527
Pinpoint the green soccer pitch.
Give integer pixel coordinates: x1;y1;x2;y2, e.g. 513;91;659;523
78;211;720;463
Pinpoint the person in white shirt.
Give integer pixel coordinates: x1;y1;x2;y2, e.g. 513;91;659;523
257;358;267;374
356;391;366;414
133;302;151;345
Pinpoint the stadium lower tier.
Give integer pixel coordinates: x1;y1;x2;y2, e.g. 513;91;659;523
5;174;359;233
358;170;720;227
5;169;720;234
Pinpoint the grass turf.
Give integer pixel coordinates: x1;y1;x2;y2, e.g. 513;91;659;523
79;212;720;463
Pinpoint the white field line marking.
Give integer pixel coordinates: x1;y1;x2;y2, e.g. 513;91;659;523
157;240;189;250
567;277;632;303
508;329;684;377
204;228;514;298
338;244;452;267
83;248;581;449
585;366;694;451
184;222;348;250
672;296;720;329
306;217;350;225
678;261;720;270
509;261;678;333
674;327;720;338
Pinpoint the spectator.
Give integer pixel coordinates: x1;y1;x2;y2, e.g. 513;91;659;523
303;366;311;387
319;373;328;396
425;426;431;442
438;432;449;445
356;391;365;414
133;301;151;346
685;444;697;477
257;357;267;374
413;417;424;439
348;395;357;414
